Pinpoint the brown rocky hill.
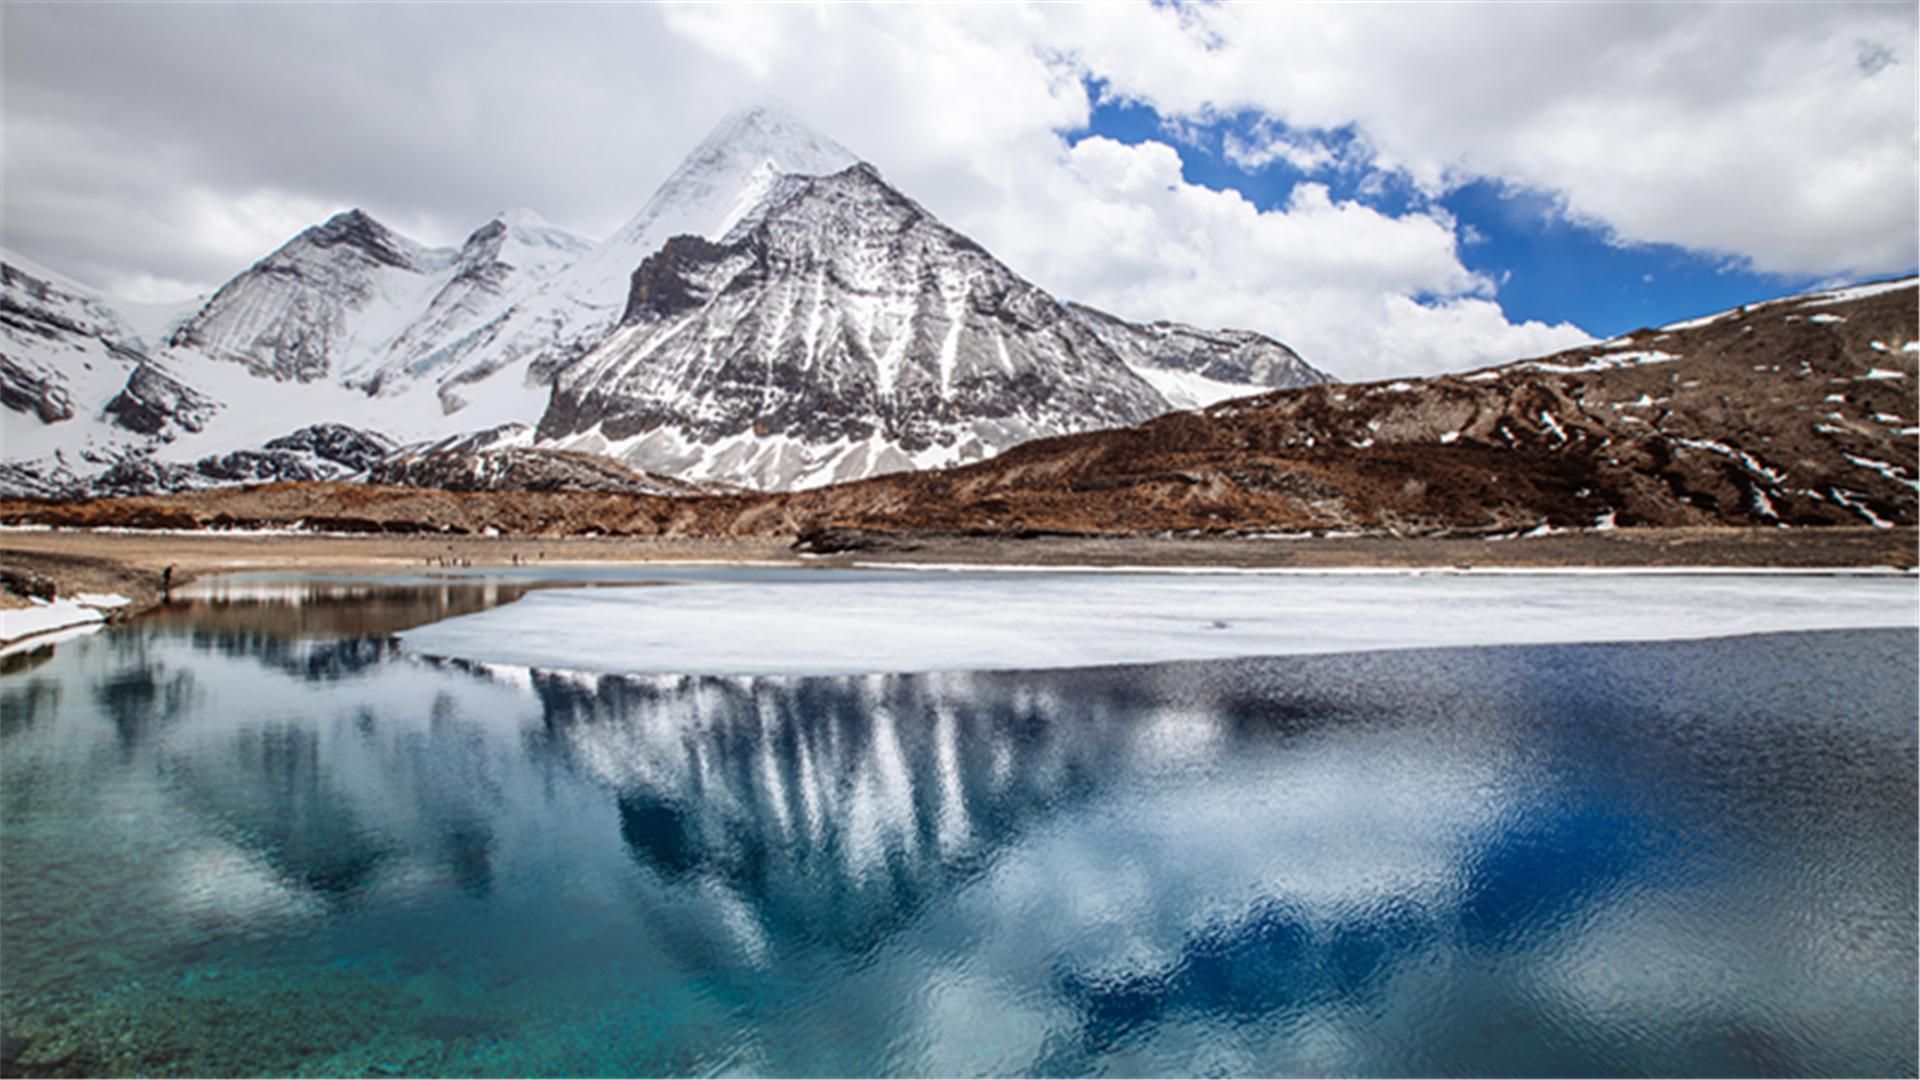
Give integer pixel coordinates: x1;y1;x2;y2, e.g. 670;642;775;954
3;279;1913;541
776;278;1918;537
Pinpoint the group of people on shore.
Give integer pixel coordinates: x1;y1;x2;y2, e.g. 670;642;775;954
423;552;542;568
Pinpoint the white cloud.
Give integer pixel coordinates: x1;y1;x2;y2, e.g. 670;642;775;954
9;2;1907;382
967;136;1588;376
1221;126;1339;174
1043;2;1918;279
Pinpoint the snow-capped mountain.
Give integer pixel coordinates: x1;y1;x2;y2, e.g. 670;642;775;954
539;163;1175;489
170;206;591;395
1;205;601;494
387;107;863;407
0;253;217;495
171;208;458;383
1;106;1327;497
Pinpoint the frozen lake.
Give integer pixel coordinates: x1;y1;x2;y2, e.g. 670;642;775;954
396;568;1920;675
1;568;1914;1076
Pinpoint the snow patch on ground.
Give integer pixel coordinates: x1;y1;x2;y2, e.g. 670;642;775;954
1659;310;1729;331
1798;278;1917;307
397;574;1919;677
72;592;131;609
1519;350;1678;375
1538;411;1567;443
1674;437;1786;484
1844;454;1920;491
0;591;130;648
1128;365;1270;410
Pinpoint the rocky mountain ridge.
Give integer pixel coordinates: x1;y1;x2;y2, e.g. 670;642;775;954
6;278;1911;542
1;107;1326;497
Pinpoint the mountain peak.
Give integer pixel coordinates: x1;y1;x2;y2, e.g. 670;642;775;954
495;207;559;231
314;207;387;239
705;105;845;151
683;105;860;183
303;207;425;270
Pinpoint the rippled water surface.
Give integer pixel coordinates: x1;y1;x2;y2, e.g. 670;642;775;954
1;573;1914;1076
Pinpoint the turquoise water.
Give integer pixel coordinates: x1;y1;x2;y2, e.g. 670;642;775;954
1;575;1914;1076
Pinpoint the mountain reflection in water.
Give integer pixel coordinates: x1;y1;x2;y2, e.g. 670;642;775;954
0;576;1913;1077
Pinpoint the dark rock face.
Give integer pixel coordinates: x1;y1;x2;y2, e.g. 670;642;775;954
368;447;711;496
263;424;395;472
195;450;329;485
90;458;202;496
103;364;217;437
88;423;394;495
0;263;101;341
304;209;419;270
0;355;74;423
621;236;736;325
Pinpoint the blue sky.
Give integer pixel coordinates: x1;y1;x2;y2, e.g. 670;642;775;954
1069;87;1886;342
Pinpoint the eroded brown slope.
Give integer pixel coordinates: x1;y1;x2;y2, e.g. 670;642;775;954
2;280;1912;541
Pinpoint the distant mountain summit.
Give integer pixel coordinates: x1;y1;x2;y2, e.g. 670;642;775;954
171;209;457;383
1;105;1326;496
370;107;868;421
168;207;591;392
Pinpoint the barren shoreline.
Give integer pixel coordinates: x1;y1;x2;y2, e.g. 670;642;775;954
1;524;1912;645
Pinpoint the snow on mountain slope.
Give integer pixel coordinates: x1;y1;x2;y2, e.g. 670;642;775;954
0;220;578;499
166;206;595;398
357;210;592;398
0;253;161;493
402;107;862;406
557;106;858;318
1065;302;1331;409
116;294;208;353
170;209;460;383
536;163;1173;490
0;255;142;425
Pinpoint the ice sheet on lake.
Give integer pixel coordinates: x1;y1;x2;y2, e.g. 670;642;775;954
397;573;1920;676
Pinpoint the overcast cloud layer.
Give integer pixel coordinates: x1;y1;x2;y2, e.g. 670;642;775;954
4;2;1913;379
